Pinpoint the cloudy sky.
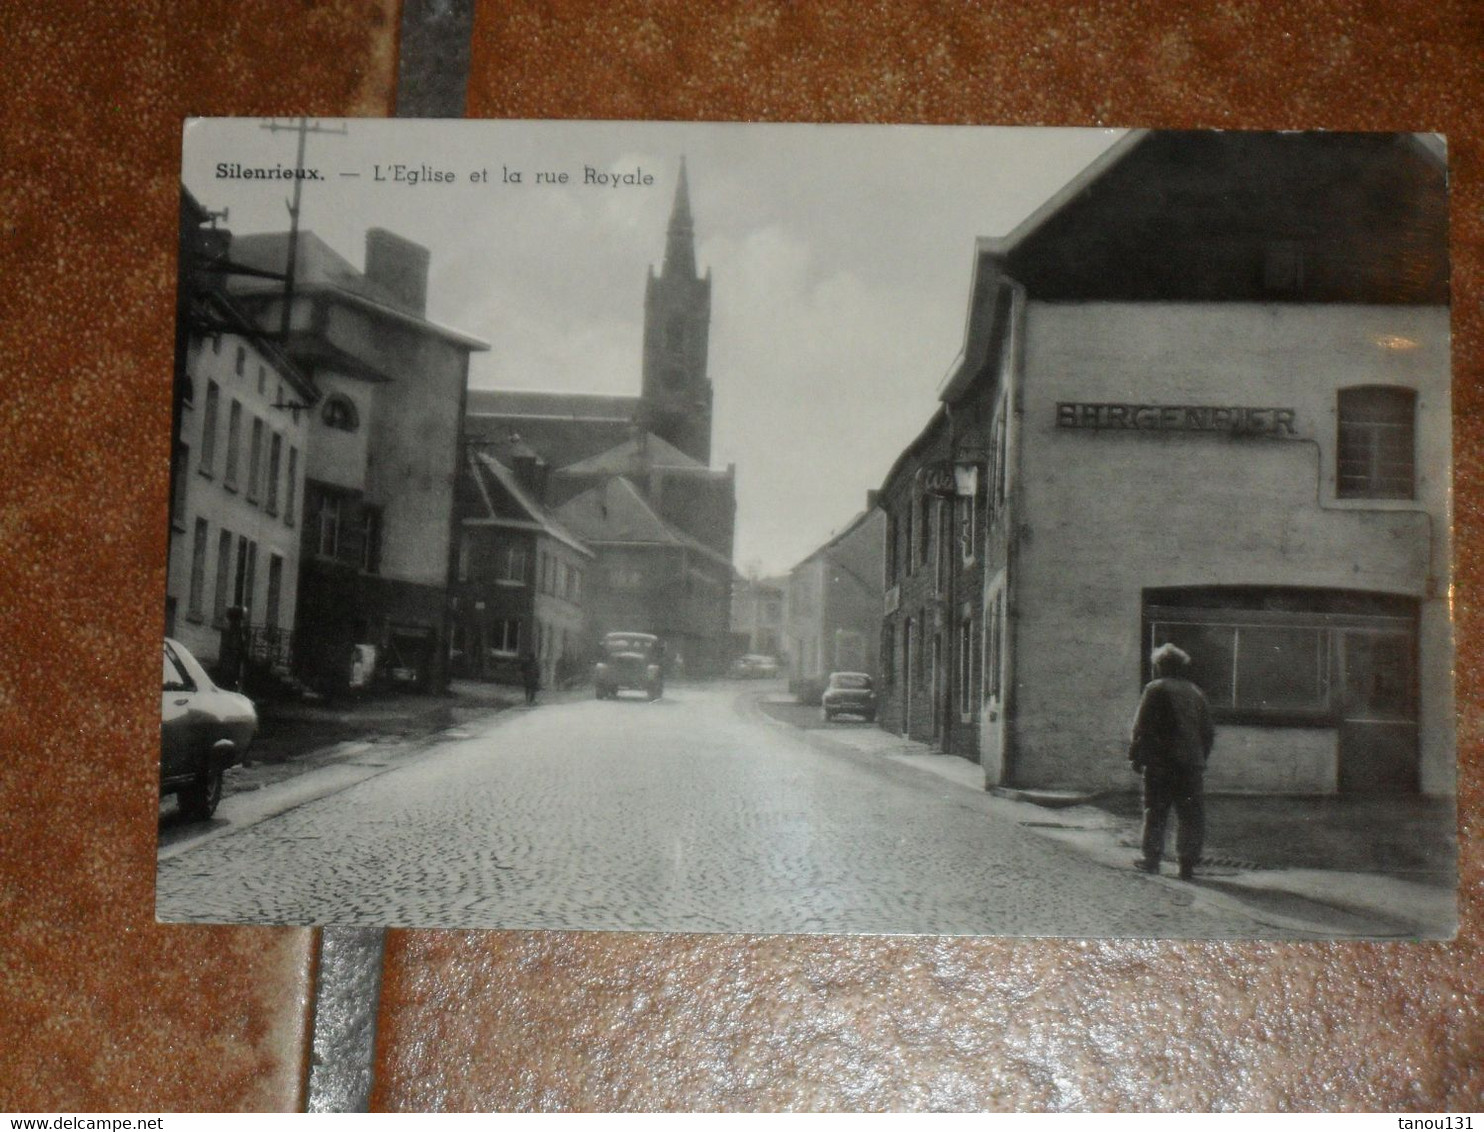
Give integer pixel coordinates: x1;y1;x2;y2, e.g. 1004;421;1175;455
183;119;1122;575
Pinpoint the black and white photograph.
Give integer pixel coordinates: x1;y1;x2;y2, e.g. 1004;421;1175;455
159;119;1456;938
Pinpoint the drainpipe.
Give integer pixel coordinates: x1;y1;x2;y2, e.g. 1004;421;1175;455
1002;281;1027;787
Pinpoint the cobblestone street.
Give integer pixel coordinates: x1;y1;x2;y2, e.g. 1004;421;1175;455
158;682;1298;936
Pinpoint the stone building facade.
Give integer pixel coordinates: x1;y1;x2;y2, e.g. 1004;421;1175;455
167;190;314;687
229;228;488;692
878;131;1452;797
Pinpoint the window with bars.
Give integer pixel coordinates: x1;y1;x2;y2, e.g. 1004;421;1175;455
1337;386;1416;500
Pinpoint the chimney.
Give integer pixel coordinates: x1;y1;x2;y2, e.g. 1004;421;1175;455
364;228;430;316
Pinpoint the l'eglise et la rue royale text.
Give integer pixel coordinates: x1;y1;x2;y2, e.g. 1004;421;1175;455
216;163;323;181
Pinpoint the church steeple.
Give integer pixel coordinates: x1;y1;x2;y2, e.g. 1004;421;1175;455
661;157;697;279
641;160;713;465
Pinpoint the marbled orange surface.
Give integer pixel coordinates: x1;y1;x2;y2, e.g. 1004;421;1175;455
0;0;1478;1112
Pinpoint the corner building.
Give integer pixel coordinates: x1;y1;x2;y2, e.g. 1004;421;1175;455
883;131;1452;797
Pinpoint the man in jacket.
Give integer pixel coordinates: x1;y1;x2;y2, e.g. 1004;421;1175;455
1128;642;1216;880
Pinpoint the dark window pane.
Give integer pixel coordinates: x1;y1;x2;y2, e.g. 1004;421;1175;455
1337;387;1415;499
1236;626;1324;711
1342;631;1416;720
1153;622;1235;708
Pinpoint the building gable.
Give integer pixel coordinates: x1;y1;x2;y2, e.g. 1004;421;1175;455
995;131;1447;304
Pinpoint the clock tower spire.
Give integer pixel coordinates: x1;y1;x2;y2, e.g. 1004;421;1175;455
641;159;713;465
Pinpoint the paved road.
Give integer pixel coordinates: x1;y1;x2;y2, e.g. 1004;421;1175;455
157;682;1271;936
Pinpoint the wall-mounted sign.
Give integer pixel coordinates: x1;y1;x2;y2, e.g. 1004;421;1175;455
1056;402;1297;436
918;460;985;497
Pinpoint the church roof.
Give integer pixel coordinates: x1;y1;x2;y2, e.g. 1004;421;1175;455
555;477;731;567
554;431;706;477
466;389;642;421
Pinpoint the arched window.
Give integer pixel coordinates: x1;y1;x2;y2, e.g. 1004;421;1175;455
322;394;359;432
1337;386;1415;499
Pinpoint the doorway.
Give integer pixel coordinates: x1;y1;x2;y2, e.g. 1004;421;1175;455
1336;627;1419;792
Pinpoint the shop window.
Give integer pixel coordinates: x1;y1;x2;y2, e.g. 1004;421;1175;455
1337;386;1415;499
1145;587;1417;726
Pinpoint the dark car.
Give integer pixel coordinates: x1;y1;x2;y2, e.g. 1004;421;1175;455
821;671;877;722
594;631;664;701
730;653;780;679
161;638;257;820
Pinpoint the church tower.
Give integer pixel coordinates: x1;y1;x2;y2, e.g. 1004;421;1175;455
641;160;713;465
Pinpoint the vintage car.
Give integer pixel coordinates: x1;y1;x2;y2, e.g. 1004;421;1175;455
821;671;877;722
594;631;664;701
160;638;257;820
729;653;780;679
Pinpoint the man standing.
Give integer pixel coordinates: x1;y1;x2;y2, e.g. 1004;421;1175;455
1128;642;1216;880
520;650;540;706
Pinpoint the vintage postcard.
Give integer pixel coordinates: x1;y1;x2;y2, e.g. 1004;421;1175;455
158;120;1455;938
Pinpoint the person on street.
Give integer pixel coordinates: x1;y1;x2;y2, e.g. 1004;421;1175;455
520;650;540;706
217;605;248;692
1128;642;1215;880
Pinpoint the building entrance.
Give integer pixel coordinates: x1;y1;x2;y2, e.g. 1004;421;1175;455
1336;627;1419;792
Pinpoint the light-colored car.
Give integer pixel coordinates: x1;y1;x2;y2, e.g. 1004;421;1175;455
594;631;664;701
821;671;877;722
160;638;257;820
731;653;780;679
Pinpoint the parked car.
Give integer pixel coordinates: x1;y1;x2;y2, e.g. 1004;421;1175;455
730;653;780;679
594;631;664;701
160;638;257;820
821;671;877;722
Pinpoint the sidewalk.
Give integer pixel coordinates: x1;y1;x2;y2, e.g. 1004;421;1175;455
763;694;1458;938
224;679;580;794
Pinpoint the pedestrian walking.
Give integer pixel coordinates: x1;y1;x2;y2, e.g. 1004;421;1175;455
1128;642;1215;880
217;605;249;692
520;650;540;705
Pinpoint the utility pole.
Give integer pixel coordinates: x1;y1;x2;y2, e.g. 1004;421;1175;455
259;118;347;340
